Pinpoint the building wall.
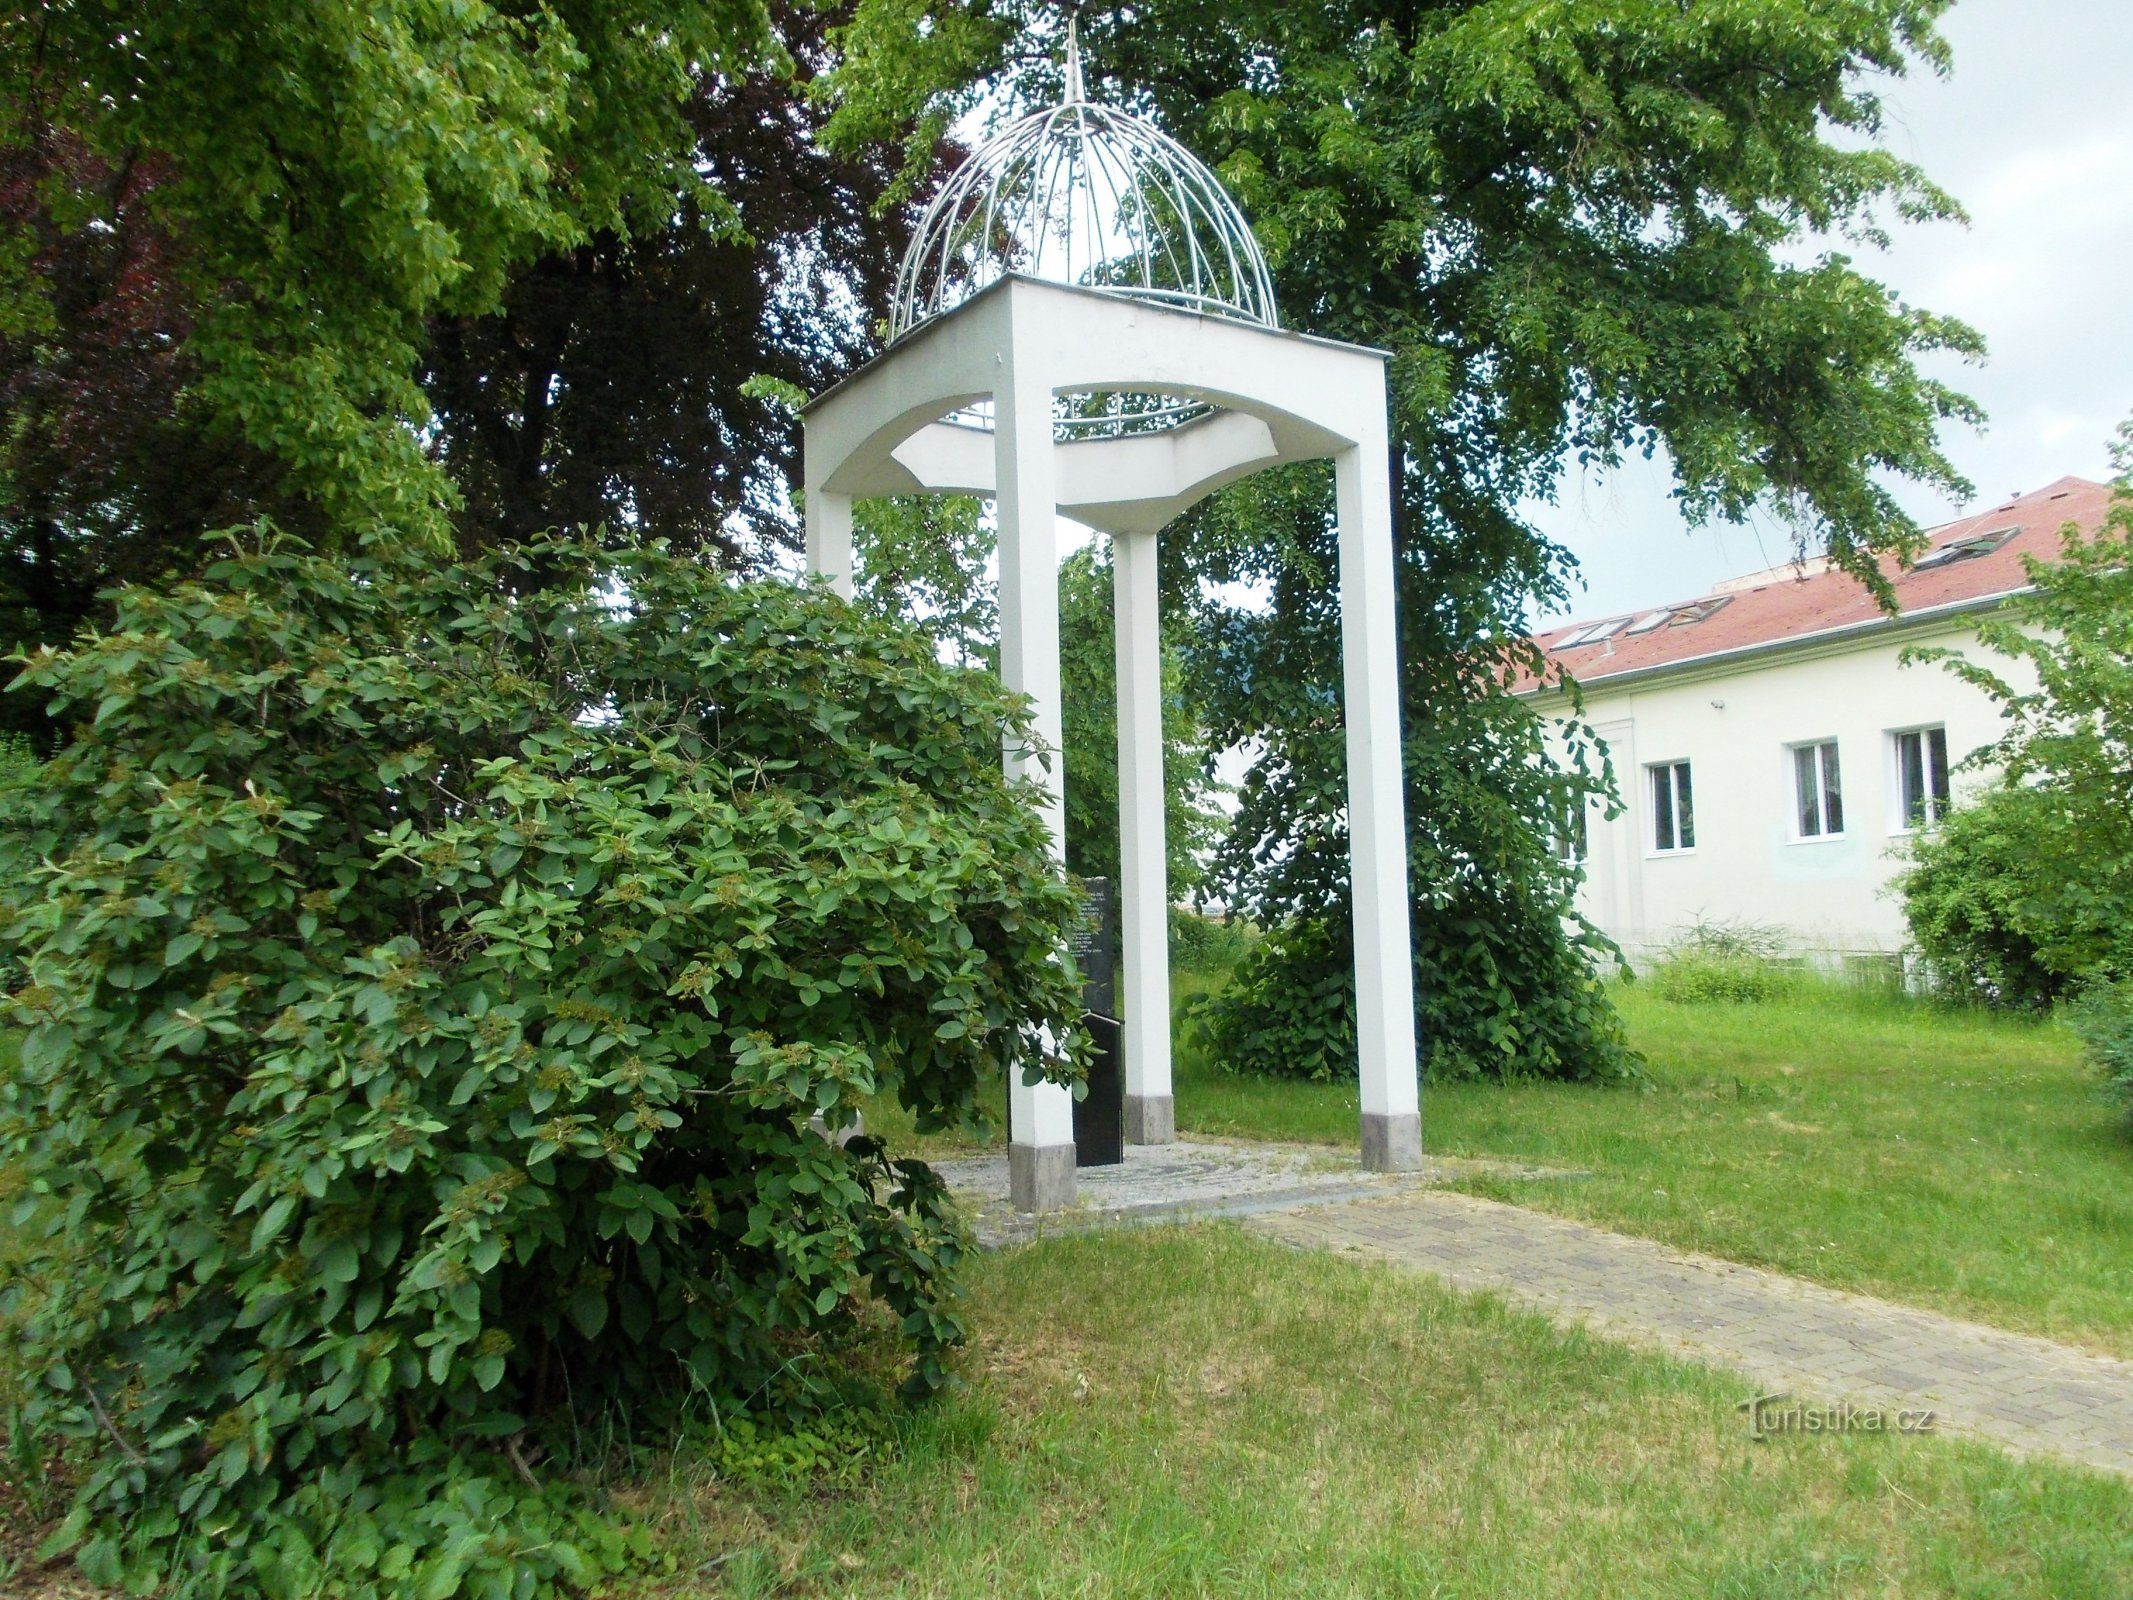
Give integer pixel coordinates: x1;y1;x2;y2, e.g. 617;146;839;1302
1540;614;2039;966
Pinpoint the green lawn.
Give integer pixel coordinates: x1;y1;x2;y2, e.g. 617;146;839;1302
11;990;2133;1596
1168;978;2133;1359
647;1226;2133;1598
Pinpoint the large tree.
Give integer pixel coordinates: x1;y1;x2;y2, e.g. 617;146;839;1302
0;0;782;737
419;3;917;564
824;0;1982;1080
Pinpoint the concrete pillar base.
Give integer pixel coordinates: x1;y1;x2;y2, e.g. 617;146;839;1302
1360;1111;1423;1172
1123;1094;1175;1145
1008;1142;1077;1211
807;1110;865;1149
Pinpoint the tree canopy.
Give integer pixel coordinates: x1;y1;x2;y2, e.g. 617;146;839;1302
824;0;1983;1081
0;0;881;739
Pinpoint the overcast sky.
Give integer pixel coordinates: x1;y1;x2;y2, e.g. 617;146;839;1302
1529;0;2133;627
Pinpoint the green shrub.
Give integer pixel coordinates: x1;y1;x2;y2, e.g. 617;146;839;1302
1168;909;1254;976
0;734;36;990
2066;980;2133;1109
1899;436;2133;1009
1189;915;1636;1085
703;1408;887;1493
1895;782;2132;1009
1644;920;1804;1005
0;530;1084;1596
1647;954;1803;1006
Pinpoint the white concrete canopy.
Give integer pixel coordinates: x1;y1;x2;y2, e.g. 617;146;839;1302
802;274;1422;1210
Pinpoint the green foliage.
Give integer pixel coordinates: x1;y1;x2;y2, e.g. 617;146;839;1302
1192;913;1634;1086
1179;469;1639;1086
703;1408;888;1492
1056;547;1224;898
1186;921;1356;1083
1;1;775;543
852;494;999;669
1647;957;1803;1007
1168;909;1255;977
0;730;30;830
2065;981;2133;1110
1;4;921;746
0;529;1083;1595
1894;784;2101;1010
1644;917;1803;1006
0;734;35;991
1901;422;2133;1006
848;511;1225;902
421;3;919;563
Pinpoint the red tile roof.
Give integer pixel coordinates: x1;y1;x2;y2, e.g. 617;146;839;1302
1519;475;2115;692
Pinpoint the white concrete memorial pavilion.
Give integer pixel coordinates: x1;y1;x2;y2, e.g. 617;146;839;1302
799;34;1420;1210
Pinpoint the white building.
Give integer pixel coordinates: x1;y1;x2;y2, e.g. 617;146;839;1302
1522;476;2111;966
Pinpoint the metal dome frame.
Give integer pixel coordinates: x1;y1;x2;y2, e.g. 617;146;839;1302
889;25;1277;342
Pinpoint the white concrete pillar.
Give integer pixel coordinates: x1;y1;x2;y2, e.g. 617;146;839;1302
1334;438;1422;1170
994;325;1078;1210
802;462;854;599
1113;528;1174;1142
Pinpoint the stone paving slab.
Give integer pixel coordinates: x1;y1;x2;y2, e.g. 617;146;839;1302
934;1139;1578;1246
1251;1189;2133;1479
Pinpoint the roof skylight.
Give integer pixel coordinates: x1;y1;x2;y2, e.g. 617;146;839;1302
1915;525;2019;571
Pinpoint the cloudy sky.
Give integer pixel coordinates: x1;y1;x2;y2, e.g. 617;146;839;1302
1530;0;2133;627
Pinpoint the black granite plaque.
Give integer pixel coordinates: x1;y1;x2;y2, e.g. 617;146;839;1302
1074;1013;1124;1166
1004;877;1125;1165
1072;876;1116;1016
1071;877;1122;1166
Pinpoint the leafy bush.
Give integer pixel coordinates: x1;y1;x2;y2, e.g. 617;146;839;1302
1644;919;1804;1005
1190;914;1636;1085
1900;427;2133;1008
1647;955;1803;1006
1895;782;2131;1009
2066;980;2133;1110
1168;909;1255;976
0;530;1083;1596
703;1408;887;1493
0;735;36;990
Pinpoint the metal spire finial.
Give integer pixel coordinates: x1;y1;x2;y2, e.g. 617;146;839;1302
1063;10;1085;103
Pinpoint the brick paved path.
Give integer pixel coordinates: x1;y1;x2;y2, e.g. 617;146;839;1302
1252;1190;2133;1478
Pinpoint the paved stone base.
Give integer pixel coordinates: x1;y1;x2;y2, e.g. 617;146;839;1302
935;1137;1572;1245
1360;1111;1422;1171
1255;1190;2133;1479
1123;1093;1175;1145
1007;1142;1076;1211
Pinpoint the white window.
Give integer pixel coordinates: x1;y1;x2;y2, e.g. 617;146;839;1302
1892;726;1951;830
1648;761;1695;852
1553;798;1589;863
1791;740;1844;838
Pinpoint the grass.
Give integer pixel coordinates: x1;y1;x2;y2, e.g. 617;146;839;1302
1167;974;2133;1359
10;988;2133;1596
642;1225;2133;1598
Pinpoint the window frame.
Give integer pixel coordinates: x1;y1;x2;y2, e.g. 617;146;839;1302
1788;738;1846;842
1889;725;1952;834
1647;759;1696;855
